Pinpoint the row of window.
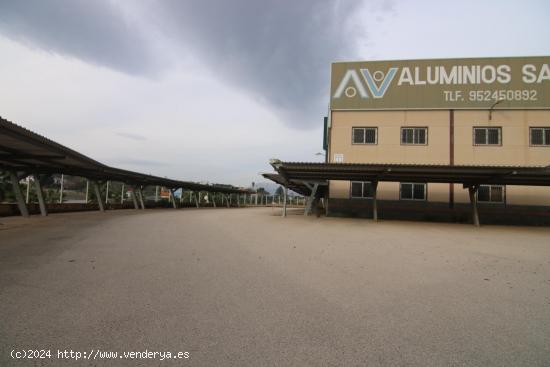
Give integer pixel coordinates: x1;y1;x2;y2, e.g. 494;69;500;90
350;181;505;203
352;127;550;146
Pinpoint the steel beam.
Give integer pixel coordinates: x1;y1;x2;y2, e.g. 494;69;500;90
137;186;146;209
131;188;139;209
282;186;288;217
372;181;379;221
304;183;319;216
468;185;480;227
92;181;104;212
170;189;177;208
9;171;29;217
33;174;48;216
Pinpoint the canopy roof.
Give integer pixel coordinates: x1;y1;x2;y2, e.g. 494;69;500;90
267;160;550;188
0;116;248;194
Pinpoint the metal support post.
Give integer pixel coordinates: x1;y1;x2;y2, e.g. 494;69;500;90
155;186;159;202
304;183;319;216
195;192;200;208
9;171;29;217
131;188;139;209
282;186;288;217
25;176;30;204
212;193;217;207
105;180;110;204
468;185;480;227
59;174;64;203
33;174;47;216
85;180;89;203
137;186;146;209
121;184;125;204
372;181;379;221
170;189;177;208
92;181;104;212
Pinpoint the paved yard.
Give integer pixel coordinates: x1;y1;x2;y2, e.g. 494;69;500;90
0;208;549;366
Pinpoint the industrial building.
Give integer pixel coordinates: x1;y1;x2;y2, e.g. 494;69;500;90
266;56;550;225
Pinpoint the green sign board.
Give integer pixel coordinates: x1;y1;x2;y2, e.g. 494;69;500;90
330;56;550;110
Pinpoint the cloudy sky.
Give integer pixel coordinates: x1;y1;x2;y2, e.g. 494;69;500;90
0;0;549;187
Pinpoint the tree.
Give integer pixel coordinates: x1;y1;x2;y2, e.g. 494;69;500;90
275;186;284;196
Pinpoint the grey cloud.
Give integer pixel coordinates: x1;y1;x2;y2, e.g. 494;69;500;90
0;0;156;75
153;0;369;128
115;132;148;141
112;158;169;167
0;0;394;128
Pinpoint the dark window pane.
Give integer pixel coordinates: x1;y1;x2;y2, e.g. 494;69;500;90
490;186;503;202
413;183;425;200
363;182;374;198
478;186;490;202
402;129;413;144
401;183;413;199
353;128;364;144
474;128;487;144
414;129;426;144
544;129;550;145
351;182;363;197
365;128;376;144
531;129;543;145
488;128;500;144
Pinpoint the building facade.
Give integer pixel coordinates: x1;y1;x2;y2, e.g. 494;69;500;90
325;56;550;223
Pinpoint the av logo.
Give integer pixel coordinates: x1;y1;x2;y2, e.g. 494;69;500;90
333;68;398;99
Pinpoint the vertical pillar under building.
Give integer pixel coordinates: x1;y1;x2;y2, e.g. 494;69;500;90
131;188;139;209
282;186;288;217
137;187;146;209
170;189;177;208
33;174;48;216
9;171;29;217
92;181;104;212
468;185;480;227
372;181;379;221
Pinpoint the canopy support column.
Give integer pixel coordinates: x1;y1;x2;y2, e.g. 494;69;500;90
304;183;319;216
137;186;146;209
170;189;177;208
467;184;480;227
33;174;47;216
92;181;104;212
372;181;379;221
9;171;29;217
195;192;200;208
282;186;288;217
131;188;139;209
212;193;217;208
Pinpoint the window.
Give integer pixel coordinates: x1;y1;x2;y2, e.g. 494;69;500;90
350;181;374;198
352;127;377;144
530;127;550;146
473;127;501;145
400;183;426;201
401;127;427;145
477;185;504;203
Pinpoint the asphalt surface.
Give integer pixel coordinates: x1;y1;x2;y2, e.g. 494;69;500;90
0;207;549;366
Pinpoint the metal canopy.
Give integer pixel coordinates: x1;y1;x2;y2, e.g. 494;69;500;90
269;160;550;187
0;116;247;194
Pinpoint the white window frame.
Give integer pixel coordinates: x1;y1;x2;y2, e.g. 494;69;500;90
477;185;505;203
399;182;427;201
473;127;502;146
350;181;374;199
529;127;550;146
400;127;427;145
352;127;378;145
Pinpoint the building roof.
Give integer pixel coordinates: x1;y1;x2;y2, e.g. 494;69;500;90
0;116;249;194
267;160;550;187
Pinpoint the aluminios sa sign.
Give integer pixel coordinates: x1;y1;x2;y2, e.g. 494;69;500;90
330;56;550;110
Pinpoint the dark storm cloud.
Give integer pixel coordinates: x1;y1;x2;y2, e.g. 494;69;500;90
0;0;156;74
154;0;371;128
0;0;394;128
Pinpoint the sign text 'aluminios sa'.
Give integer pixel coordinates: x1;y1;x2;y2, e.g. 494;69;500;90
330;56;550;110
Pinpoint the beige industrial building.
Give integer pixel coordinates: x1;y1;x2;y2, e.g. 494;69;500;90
325;56;550;223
